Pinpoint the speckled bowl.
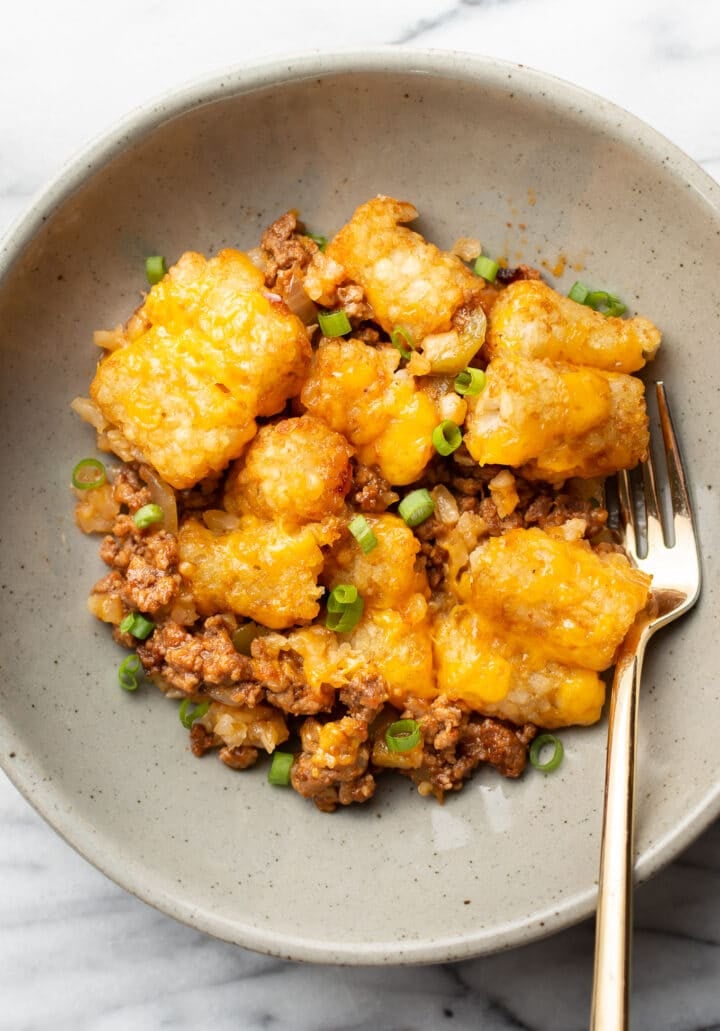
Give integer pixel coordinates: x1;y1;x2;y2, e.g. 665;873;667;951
1;50;719;964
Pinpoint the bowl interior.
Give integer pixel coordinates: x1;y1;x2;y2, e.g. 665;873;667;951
1;53;719;963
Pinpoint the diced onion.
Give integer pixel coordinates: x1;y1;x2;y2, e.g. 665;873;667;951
283;274;318;325
202;509;240;533
431;485;460;526
140;466;178;535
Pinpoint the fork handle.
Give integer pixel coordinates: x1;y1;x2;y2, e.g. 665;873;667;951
590;620;650;1030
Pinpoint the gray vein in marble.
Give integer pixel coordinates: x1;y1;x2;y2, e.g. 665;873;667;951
392;0;514;44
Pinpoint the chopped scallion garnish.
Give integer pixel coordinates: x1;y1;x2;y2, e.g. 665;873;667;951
568;281;627;317
432;420;462;456
306;231;328;251
178;699;210;729
326;584;364;633
473;254;499;282
385;718;422;752
133;503;163;530
268;751;294;786
119;612;155;640
454;367;486;396
398;488;434;528
348;514;378;554
585;290;627;317
145;255;167;285
529;733;564;772
318;309;352;337
71;458;106;491
327;584;358;609
390;326;414;359
118;654;142;692
568;280;589;304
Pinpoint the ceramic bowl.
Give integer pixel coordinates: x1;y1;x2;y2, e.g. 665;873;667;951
1;50;719;964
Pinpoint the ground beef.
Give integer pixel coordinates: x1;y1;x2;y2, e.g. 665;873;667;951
338;673;388;720
524;492;608;536
98;517;181;616
261;210;318;289
402;697;536;798
112;465;152;512
348;462;399;513
176;472;223;515
137;616;260;698
189;723;259;769
218;746;259;770
252;644;336;715
495;263;543;286
190;722;216;757
290;716;376;813
336;283;373;323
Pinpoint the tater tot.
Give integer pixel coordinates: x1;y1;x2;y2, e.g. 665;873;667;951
178;515;340;630
468;527;651;671
349;607;435;707
433;604;606;728
91;249;311;489
323;513;429;610
486;279;661;373
225;415;353;523
301;337;440;485
464;355;649;482
305;196;483;343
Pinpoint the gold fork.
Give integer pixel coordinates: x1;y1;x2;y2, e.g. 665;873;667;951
590;383;701;1030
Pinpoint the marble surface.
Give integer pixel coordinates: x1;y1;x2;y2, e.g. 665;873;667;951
2;1;720;1027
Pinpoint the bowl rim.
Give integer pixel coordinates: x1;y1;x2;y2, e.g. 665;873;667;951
2;47;719;965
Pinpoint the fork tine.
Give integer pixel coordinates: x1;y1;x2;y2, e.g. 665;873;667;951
655;382;700;560
616;469;637;559
640;451;665;554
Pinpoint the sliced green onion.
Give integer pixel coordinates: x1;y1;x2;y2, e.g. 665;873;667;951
568;280;589;304
348;514;378;554
529;733;564;772
145;255;167;285
432;420;462;457
119;612;155;640
118;654;142;692
232;622;260;656
178;699;210;729
71;458;106;491
390;326;414;359
473;254;499;282
398;488;434;528
568;280;627;317
327;584;359;610
454;367;486;396
385;718;422;753
318;309;352;337
305;231;328;251
326;584;364;633
133;503;163;529
268;750;294;786
585;290;627;317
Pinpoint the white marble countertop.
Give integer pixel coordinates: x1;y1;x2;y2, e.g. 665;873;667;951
2;2;720;1028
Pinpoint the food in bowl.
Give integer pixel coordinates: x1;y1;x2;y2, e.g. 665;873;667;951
71;195;656;811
